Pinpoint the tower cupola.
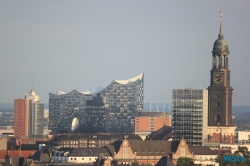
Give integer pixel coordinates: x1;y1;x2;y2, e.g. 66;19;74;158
212;11;230;69
212;11;229;56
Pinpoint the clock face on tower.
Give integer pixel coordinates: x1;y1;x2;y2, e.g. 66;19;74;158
213;74;223;84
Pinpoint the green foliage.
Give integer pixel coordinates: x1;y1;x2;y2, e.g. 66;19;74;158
216;155;248;166
177;157;194;166
215;146;250;166
131;160;140;166
234;146;250;165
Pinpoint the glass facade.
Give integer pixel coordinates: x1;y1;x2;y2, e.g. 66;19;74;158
49;73;144;133
25;90;44;138
28;101;44;137
172;88;205;146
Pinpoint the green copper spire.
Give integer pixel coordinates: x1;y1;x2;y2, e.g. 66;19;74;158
219;11;224;39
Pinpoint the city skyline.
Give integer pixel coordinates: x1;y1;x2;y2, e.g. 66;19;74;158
1;1;250;105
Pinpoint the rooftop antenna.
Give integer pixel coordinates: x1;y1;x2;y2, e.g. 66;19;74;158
31;75;34;92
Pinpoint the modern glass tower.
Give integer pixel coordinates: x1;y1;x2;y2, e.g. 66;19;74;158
25;89;44;137
49;73;144;133
172;88;208;146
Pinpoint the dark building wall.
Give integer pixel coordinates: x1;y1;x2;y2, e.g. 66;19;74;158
207;17;233;126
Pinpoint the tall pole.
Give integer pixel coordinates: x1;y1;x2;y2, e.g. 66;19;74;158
19;139;21;157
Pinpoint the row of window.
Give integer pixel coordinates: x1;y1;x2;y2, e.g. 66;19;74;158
54;157;97;161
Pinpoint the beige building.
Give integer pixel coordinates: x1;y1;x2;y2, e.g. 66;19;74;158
108;139;173;165
236;131;250;144
0;139;7;150
172;139;218;166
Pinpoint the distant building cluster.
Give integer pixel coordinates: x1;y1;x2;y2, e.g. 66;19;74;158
7;12;246;166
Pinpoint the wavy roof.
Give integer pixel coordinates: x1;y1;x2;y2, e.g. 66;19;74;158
54;73;143;95
114;73;143;84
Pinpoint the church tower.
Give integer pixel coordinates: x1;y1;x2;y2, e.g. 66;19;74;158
208;11;233;126
206;12;236;144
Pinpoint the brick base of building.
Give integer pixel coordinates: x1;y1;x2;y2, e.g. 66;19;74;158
207;126;236;143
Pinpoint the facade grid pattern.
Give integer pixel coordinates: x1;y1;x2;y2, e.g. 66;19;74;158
49;74;144;133
172;88;205;146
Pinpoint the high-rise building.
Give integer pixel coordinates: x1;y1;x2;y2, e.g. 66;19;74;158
49;73;144;133
14;88;44;138
172;88;208;146
14;99;29;138
207;12;236;143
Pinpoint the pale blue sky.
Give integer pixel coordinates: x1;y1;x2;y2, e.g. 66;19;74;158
0;1;250;105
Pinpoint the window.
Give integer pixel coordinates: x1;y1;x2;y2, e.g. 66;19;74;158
216;114;220;121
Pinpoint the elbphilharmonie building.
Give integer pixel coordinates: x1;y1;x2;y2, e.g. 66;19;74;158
49;73;144;133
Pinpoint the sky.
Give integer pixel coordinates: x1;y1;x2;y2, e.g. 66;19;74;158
0;1;250;106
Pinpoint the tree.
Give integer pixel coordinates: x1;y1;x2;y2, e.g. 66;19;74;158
215;146;250;166
234;146;250;165
216;155;248;166
215;156;226;166
131;159;140;166
177;157;194;166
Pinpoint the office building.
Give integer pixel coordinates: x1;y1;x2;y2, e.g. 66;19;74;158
135;112;171;132
207;12;236;143
14;88;44;138
49;73;144;133
172;88;208;146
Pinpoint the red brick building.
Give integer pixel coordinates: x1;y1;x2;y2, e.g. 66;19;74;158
135;112;171;132
0;150;36;161
14;99;29;138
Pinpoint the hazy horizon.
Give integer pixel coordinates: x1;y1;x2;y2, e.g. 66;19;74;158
1;1;250;105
